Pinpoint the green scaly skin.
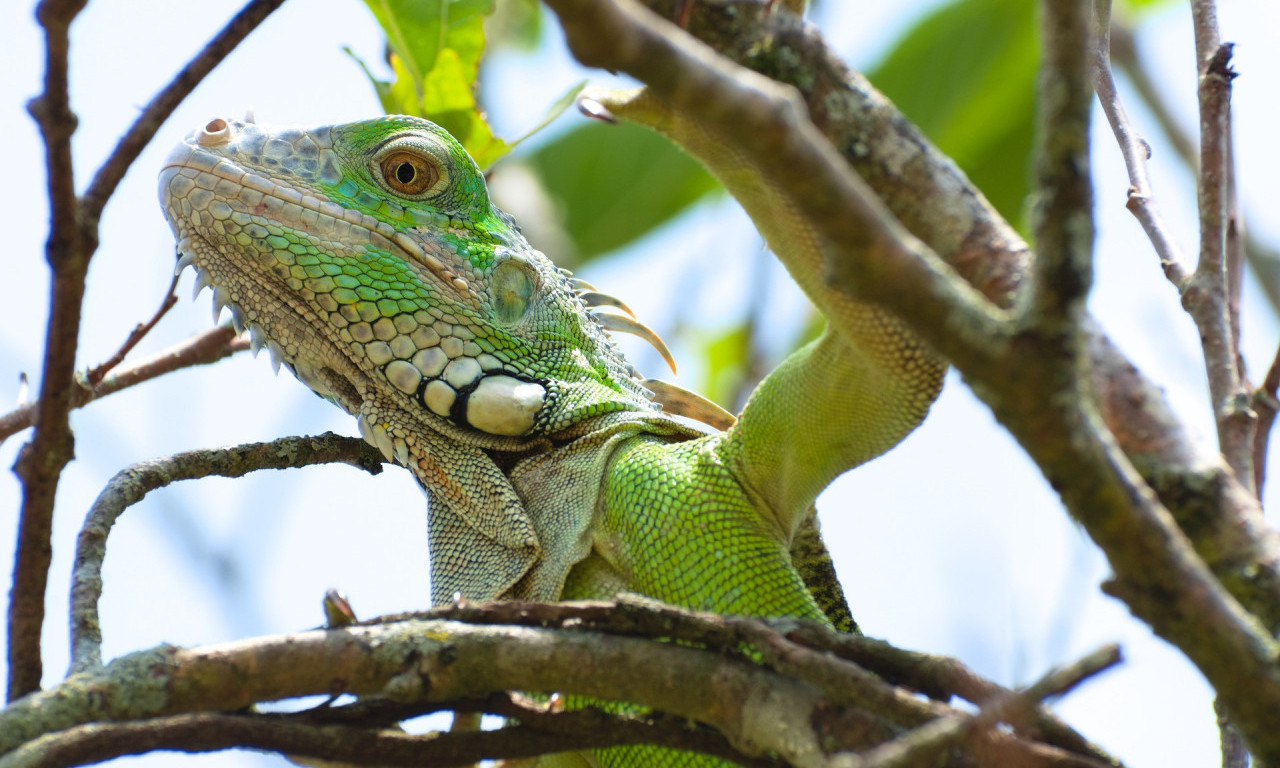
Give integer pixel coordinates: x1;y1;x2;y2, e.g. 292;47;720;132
159;105;944;767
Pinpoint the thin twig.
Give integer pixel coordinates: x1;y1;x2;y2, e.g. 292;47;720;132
1223;88;1246;463
78;0;289;225
85;273;181;386
69;434;385;673
1185;3;1252;490
0;326;247;446
857;645;1122;768
1108;7;1255;491
1108;21;1198;170
1091;0;1190;287
1111;20;1280;319
1242;237;1280;320
1215;697;1250;768
1117;33;1268;756
1251;342;1280;495
781;625;1118;764
1113;2;1277;513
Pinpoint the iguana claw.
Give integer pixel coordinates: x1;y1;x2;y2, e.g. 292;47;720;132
578;290;636;317
591;311;677;375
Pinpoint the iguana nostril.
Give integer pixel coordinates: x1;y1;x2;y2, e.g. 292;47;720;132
198;118;231;147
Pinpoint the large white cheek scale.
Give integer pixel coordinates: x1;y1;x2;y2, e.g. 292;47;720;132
465;375;546;436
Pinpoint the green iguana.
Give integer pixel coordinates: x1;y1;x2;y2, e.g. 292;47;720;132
159;94;944;766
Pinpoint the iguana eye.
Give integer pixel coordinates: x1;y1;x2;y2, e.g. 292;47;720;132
379;151;440;197
491;259;534;324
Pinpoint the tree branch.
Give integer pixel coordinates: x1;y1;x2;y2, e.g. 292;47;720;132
611;0;1280;645
1185;5;1250;488
69;434;386;674
1107;21;1198;169
858;644;1121;768
1027;0;1093;329
1110;19;1280;324
0;603;1118;768
363;596;1118;765
83;274;181;387
0;327;248;447
10;0;92;704
780;624;1117;764
609;2;1280;642
1253;341;1280;494
0;705;776;768
3;619;830;766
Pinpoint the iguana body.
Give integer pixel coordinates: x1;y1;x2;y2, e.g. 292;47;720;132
159;105;943;766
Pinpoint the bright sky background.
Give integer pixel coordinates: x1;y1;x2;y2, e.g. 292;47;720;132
3;1;1280;766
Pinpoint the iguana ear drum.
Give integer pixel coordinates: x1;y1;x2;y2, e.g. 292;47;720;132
490;257;534;325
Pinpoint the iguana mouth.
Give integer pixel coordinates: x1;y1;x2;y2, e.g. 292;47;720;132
167;224;372;421
162;196;550;447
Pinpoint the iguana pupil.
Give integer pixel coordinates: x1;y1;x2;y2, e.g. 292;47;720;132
378;150;437;196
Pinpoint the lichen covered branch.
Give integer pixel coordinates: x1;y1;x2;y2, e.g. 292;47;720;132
69;434;384;673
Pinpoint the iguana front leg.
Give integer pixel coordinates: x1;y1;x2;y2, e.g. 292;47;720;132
595;89;946;539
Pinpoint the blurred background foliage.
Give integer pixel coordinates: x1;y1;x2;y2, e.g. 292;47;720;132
350;0;1180;410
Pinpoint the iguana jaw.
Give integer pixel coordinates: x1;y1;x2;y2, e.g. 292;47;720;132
161;169;368;422
159;115;663;464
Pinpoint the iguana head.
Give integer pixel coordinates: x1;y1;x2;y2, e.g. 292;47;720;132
159;115;666;454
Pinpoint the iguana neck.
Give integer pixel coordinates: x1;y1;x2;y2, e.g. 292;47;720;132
484;410;706;603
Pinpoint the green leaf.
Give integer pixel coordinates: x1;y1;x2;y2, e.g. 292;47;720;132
868;0;1039;230
486;0;543;51
521;120;721;263
698;322;751;410
342;47;398;115
387;53;421;116
1119;0;1178;12
506;80;588;151
359;0;494;88
417;48;509;167
356;0;513;165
